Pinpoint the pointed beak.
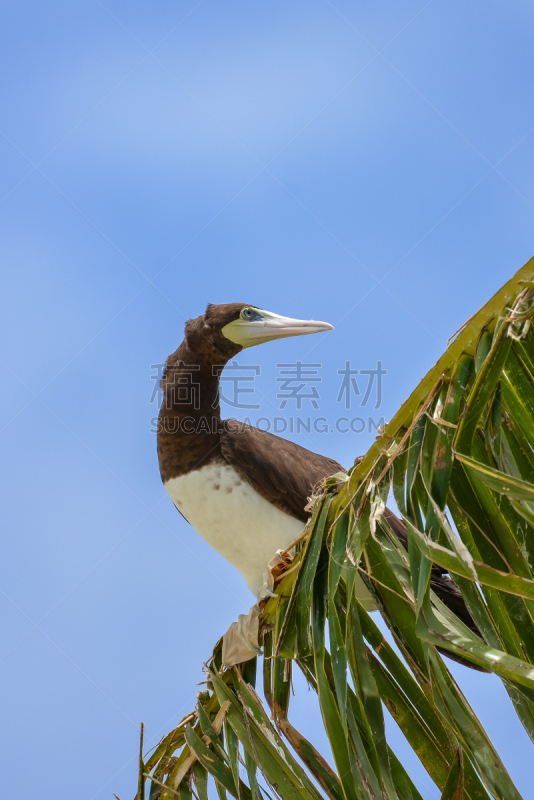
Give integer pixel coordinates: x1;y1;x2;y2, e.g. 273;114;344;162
222;310;334;349
261;313;334;340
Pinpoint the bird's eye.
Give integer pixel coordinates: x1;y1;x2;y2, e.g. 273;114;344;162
242;308;255;320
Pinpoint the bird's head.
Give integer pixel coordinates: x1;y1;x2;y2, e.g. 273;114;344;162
202;303;334;352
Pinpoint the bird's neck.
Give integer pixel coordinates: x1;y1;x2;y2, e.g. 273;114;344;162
157;335;237;480
160;336;223;422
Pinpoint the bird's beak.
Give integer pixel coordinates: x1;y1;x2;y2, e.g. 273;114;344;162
222;310;334;349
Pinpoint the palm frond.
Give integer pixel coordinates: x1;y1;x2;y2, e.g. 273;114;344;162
138;258;534;800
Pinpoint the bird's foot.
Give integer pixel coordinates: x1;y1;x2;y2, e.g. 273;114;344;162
257;548;297;607
257;550;286;602
259;587;278;600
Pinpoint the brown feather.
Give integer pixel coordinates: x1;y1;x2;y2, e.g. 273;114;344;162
220;419;343;521
157;303;486;670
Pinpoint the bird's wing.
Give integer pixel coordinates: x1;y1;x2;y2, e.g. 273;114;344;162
220;420;343;522
221;420;485;666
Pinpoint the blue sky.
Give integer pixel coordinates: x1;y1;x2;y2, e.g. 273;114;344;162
1;1;534;798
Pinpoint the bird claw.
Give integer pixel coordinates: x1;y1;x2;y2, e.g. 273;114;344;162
259;586;278;599
257;557;284;602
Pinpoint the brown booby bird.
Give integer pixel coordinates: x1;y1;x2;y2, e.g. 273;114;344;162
157;303;478;637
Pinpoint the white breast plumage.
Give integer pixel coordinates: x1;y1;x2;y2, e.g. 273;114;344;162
164;462;303;596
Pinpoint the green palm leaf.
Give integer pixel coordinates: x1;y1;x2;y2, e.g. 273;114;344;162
138;258;534;800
